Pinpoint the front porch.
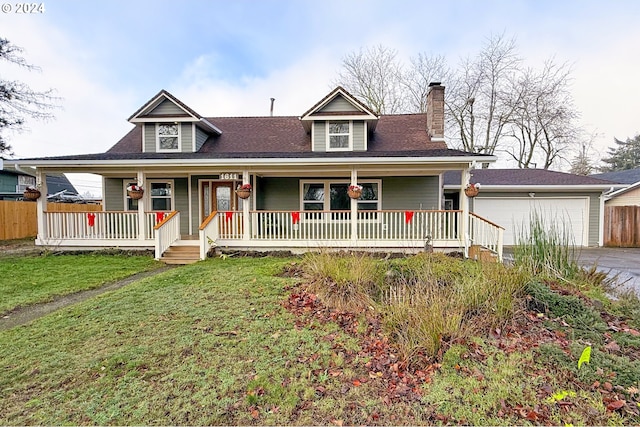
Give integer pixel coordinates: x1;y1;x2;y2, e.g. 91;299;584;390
35;208;504;262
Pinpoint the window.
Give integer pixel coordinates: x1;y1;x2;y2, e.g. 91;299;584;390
157;123;180;151
124;180;173;211
149;181;172;210
327;120;350;150
301;180;381;215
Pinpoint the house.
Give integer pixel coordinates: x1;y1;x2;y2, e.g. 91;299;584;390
0;163;79;201
7;84;504;263
443;169;616;246
590;168;640;247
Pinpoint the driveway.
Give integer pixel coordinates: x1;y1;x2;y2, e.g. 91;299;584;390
576;247;640;295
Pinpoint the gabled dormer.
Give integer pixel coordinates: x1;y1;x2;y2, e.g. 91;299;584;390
128;90;222;153
300;87;379;152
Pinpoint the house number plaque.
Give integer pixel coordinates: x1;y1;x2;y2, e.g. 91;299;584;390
220;173;239;180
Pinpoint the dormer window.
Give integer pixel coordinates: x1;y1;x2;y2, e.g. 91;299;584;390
157;123;181;151
328;120;351;151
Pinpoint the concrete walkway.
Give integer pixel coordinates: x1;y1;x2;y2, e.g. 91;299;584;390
0;266;174;331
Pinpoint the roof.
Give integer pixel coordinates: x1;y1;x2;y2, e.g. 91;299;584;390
444;169;617;189
590;168;640;185
127;89;204;122
300;86;379;119
46;173;78;195
108;113;452;156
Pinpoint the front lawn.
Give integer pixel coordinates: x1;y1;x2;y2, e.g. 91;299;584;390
0;253;162;314
1;255;639;425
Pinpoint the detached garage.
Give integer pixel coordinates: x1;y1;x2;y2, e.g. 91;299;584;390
444;169;616;247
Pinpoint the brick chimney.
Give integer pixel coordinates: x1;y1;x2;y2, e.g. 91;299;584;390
426;82;445;141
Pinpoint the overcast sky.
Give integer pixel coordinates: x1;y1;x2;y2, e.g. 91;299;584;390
2;0;640;195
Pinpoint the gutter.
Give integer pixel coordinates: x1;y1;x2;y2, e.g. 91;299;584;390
443;184;618;192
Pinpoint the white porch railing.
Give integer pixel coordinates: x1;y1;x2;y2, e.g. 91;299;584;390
199;211;220;260
43;211;165;242
154;211;180;259
470;213;505;261
249;210;461;242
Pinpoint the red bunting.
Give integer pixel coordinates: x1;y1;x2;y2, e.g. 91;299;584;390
225;211;234;222
156;212;165;223
87;213;96;227
291;211;300;224
405;211;414;224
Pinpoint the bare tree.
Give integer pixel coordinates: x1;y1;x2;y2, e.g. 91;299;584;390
504;61;579;169
334;45;406;115
569;135;599;175
446;34;521;160
0;38;59;155
403;53;449;113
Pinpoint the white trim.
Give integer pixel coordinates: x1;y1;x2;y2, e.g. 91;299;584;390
300;88;379;121
156;123;182;153
311;122;316;152
147;179;175;211
129;93;199;122
303;114;378;121
192;123;196;153
363;121;368;151
188;173;193;235
141;124;146;153
444;184;614;192
133;117;198;123
11;155;497;168
326;120;352;152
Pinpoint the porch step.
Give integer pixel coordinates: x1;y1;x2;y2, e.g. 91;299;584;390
160;244;200;265
469;244;498;262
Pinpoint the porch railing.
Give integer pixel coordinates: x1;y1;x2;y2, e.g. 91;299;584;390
154;211;180;259
43;211;165;241
248;210;461;242
470;213;504;260
199;211;219;260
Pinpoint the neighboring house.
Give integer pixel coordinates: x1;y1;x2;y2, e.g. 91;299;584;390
8;84;504;262
443;169;617;246
0;164;78;201
591;167;640;186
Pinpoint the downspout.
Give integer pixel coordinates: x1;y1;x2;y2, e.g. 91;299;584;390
598;191;606;247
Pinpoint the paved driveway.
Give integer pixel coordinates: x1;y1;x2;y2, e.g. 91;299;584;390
576;247;640;295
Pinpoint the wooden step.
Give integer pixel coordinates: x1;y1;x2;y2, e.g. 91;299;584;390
160;244;200;265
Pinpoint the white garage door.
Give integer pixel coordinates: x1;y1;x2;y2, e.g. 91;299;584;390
473;197;589;246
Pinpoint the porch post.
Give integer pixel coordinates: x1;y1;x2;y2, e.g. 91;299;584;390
460;167;471;258
350;169;358;242
35;168;48;242
137;171;146;241
242;170;250;241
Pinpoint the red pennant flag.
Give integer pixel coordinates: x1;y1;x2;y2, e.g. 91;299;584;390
291;211;300;224
225;211;234;222
405;211;414;224
87;213;96;227
156;212;165;223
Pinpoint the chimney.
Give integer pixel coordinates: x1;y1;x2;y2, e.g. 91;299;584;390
270;98;275;117
426;82;445;141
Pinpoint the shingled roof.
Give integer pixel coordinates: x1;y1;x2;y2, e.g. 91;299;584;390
444;169;617;187
107;113;451;156
591;168;640;185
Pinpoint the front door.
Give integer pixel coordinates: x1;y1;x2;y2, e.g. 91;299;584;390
201;181;242;238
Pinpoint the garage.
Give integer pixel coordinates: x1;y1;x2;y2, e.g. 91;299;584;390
473;197;589;246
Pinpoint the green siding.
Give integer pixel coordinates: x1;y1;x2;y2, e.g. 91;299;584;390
144;124;155;152
104;178;124;211
173;178;189;235
313;121;326;151
474;191;603;246
353;121;365;151
150;99;185;115
181;123;193;152
257;177;300;210
319;95;359;112
382;177;440;210
195;127;208;151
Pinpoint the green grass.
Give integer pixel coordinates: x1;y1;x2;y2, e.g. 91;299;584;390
0;253;162;314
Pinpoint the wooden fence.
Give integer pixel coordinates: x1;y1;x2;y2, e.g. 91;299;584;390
604;205;640;247
0;200;102;241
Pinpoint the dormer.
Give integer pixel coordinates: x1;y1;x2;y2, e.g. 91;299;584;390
128;90;222;153
300;87;379;152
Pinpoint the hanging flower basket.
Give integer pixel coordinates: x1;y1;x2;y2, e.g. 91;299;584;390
23;187;41;201
464;183;481;198
347;184;363;199
127;184;144;200
236;183;252;199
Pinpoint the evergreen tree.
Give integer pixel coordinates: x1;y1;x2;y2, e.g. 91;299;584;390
600;135;640;172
